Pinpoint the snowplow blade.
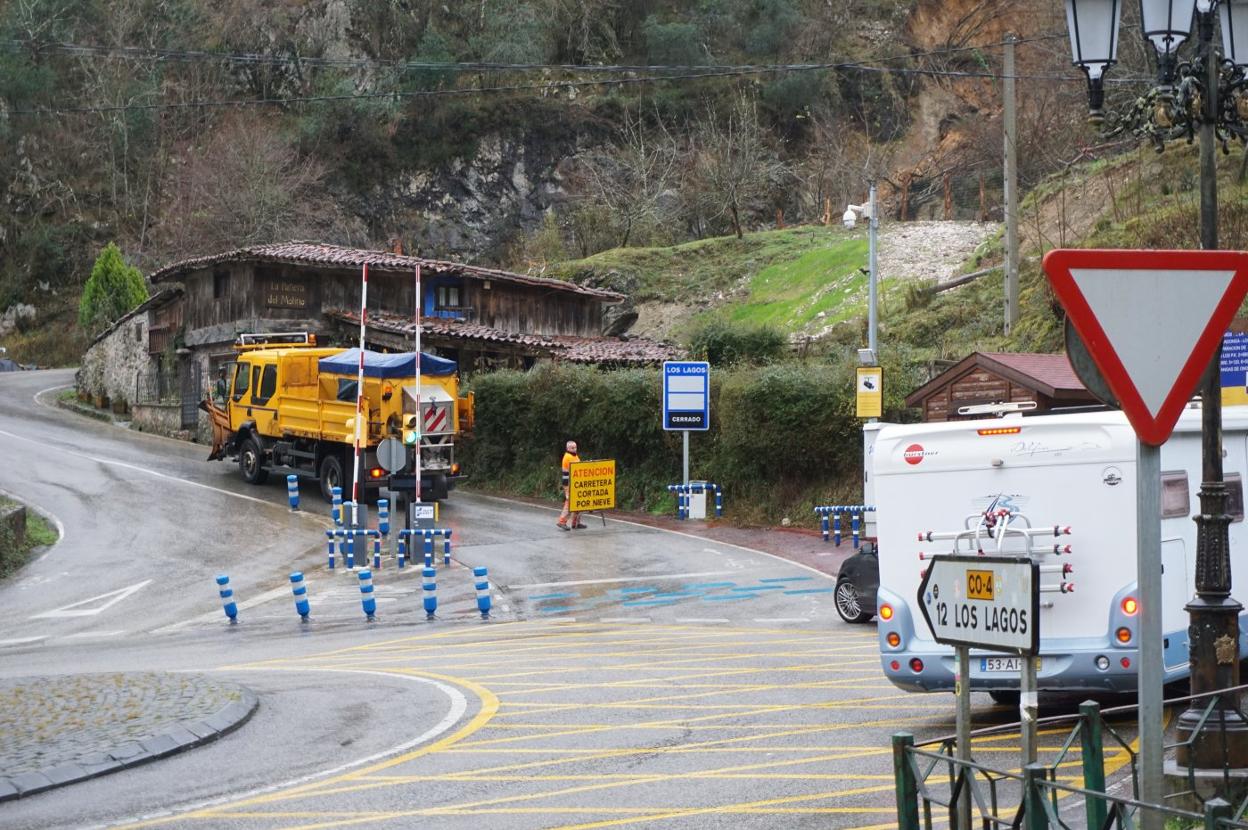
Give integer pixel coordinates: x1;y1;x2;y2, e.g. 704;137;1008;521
199;399;234;461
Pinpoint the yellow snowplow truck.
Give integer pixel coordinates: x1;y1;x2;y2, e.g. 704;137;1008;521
200;332;473;501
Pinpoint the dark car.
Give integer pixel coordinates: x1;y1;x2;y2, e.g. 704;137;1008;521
834;541;879;624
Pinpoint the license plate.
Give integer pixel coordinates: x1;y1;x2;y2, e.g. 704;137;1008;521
980;657;1021;672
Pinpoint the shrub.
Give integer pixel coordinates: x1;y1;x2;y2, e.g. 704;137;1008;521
78;242;148;334
687;318;787;366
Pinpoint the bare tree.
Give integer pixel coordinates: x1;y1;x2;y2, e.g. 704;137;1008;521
687;94;788;239
574;108;681;248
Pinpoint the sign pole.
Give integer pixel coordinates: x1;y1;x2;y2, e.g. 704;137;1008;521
351;263;368;511
955;645;972;830
682;430;689;486
1020;655;1038;766
1136;439;1164;817
414;263;422;507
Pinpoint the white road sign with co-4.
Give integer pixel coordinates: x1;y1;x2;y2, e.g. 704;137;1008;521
917;555;1039;656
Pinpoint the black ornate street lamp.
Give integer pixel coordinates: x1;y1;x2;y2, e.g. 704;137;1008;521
1065;0;1248;795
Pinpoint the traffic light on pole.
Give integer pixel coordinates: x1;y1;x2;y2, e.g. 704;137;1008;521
403;413;419;446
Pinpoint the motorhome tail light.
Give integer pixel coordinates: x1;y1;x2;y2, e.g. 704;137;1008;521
1121;657;1131;669
1116;627;1132;644
369;467;385;480
1122;597;1139;616
1095;655;1111;671
886;632;901;648
452;463;461;475
890;660;901;671
977;426;1022;436
908;658;924;673
879;604;894;621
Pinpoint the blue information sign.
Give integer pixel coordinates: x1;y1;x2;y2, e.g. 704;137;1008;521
1222;330;1248;406
663;361;710;431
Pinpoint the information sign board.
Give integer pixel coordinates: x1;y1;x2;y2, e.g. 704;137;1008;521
663;361;709;431
1222;329;1248;406
916;554;1039;656
410;501;438;530
569;459;616;512
856;367;883;418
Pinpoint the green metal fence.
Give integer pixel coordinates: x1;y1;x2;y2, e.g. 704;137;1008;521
892;683;1248;829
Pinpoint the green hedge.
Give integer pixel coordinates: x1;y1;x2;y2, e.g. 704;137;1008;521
459;359;917;524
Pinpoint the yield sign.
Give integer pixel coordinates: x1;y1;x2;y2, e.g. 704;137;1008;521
1043;249;1248;445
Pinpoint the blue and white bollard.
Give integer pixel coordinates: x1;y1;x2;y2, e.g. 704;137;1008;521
443;529;452;566
397;539;406;569
290;571;310;621
373;531;382;570
345;531;356;570
287;474;300;511
474;566;491;618
325;530;336;570
358;569;376;620
820;513;830;542
422;567;437;618
851;510;862;549
833;511;842;546
714;485;723;518
331;486;343;526
216;574;237;623
378;499;390;535
423;532;434;569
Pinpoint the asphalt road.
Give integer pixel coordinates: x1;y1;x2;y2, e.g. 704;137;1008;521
0;369;1137;829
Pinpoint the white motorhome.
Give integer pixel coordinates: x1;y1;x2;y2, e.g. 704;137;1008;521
872;404;1248;698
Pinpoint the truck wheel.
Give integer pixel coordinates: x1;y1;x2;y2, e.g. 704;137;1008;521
319;454;344;503
239;435;269;485
834;577;872;624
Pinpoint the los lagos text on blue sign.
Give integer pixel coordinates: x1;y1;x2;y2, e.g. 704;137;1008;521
663;361;709;431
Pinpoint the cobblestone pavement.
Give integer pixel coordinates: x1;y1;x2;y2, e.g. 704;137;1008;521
0;672;256;800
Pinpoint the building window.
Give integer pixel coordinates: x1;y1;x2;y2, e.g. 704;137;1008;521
213;269;230;299
1161;471;1190;519
436;284;461;310
134;322;143;342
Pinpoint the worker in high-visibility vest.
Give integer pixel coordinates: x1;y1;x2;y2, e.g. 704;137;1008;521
557;440;586;530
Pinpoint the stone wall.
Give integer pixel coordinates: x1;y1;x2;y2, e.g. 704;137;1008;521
131;402;183;438
77;315;154;410
0;504;27;571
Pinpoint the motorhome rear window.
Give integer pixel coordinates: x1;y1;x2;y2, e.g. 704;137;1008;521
1160;471;1190;519
1227;473;1244;523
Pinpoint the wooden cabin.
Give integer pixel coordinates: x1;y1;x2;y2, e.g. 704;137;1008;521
905;352;1099;422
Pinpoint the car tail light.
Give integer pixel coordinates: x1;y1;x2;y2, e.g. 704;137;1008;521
879;604;894;621
452;463;461;475
369;467;385;479
1116;627;1132;644
890;660;901;671
886;632;901;648
909;658;924;673
1122;597;1138;616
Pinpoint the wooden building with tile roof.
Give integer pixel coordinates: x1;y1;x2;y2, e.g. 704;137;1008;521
905;352;1099;422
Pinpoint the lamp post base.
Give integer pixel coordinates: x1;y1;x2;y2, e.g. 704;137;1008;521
1176;595;1248;772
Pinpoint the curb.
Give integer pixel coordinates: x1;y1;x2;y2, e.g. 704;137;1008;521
0;686;259;802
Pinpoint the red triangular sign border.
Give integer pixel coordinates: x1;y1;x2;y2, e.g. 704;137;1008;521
1043;249;1248;445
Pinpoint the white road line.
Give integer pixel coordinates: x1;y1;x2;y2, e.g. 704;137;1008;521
510;571;734;590
675;618;730;624
0;637;46;647
470;492;836;582
99;668;468;830
752;618;812;624
600;617;652;624
31;579;152;619
151;584;294;633
59;630;126;640
702;547;723;555
0;427;279;508
549;618;579;623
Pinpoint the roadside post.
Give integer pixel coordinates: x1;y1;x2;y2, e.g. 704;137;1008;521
570;459;615;527
917;555;1039;829
1044;248;1248;815
662;361;709;486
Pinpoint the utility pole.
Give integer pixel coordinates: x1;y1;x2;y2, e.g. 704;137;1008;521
1003;32;1019;336
868;183;878;359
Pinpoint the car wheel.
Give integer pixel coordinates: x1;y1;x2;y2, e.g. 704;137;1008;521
319;453;344;503
834;577;872;624
238;435;269;485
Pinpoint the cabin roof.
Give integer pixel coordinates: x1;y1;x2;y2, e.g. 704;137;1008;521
904;351;1090;408
147;241;624;301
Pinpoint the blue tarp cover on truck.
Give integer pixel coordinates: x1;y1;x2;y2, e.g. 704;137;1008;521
318;349;457;379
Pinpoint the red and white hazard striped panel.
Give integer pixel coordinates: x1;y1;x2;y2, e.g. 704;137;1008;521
424;403;450;434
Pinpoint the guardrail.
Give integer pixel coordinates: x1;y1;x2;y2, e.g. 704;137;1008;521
893;683;1248;829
